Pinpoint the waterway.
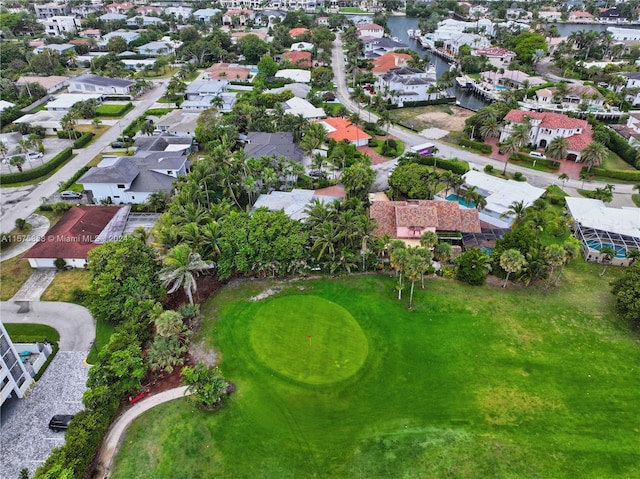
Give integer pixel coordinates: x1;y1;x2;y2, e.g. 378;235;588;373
386;16;488;111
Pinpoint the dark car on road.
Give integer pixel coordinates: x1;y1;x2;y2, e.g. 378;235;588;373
111;141;125;148
49;414;74;432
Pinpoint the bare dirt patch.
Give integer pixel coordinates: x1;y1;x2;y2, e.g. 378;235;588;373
389;105;475;132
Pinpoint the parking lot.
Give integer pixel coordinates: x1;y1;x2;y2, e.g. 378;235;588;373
0;351;89;479
0;137;73;174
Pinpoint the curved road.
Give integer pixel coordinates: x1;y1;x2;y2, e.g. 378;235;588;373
0;79;169;233
331;37;637;196
93;386;190;479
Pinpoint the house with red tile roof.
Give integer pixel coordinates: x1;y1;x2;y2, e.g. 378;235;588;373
369;200;482;240
23;206;129;268
316;117;371;147
568;11;595;22
371;52;412;73
203;62;252;80
222;9;254;25
289;27;309;38
499;110;594;162
282;51;312;68
104;3;134;14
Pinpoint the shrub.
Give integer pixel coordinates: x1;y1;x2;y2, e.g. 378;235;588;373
70;287;88;304
513;171;526;181
38;202;73;212
401;153;469;175
0;148;73;184
15;218;27;231
484;164;494;173
58;167;90;192
460;138;492;154
589;167;640;181
73;132;94;149
54;258;67;270
510;153;560;170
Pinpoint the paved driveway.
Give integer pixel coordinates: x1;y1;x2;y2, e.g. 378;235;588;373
0;301;95;478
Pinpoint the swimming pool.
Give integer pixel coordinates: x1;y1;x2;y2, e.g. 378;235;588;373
585;240;627;259
494;85;506;91
446;194;475;209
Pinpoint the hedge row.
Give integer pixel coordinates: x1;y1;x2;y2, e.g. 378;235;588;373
589;167;640;181
0;148;73;184
56;130;81;140
607;130;638;167
510;153;560;170
58;166;90;192
73;132;94;149
404;153;470;175
459;138;492;154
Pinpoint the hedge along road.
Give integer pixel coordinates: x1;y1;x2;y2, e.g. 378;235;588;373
0;79;169;233
330;36;637;195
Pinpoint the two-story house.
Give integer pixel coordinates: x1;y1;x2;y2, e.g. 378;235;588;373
500;110;594;162
374;66;443;106
40;16;79;36
34;3;69;19
182;79;237;111
357;23;384;39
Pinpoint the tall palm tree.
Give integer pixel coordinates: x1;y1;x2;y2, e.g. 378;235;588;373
160;244;215;304
509;121;531;150
501;200;527;228
558;173;569;190
545;136;569;166
300;122;327;157
500;248;526;288
478;117;501;139
405;249;424;309
500;136;519;175
0;141;8;161
580;141;608;172
599;245;616;277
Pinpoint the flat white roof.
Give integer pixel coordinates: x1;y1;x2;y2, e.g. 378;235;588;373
46;93;102;109
275;69;311;83
463;170;545;216
565;197;640;238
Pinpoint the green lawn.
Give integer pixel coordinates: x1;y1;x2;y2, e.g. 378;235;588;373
3;323;60;343
111;268;640;479
371;138;405;157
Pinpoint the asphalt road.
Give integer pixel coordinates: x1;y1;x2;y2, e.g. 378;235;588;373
0;79;169;233
331;37;637;197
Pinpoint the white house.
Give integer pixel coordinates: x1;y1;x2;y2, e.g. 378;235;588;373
193;8;221;22
40;16;79;36
608;27;640;41
281;96;325;120
99;12;127;22
137;41;175;57
275;69;311;83
164;6;193;18
362;37;408;58
46;93;102;111
500;110;595;162
290;41;314;51
617;72;640;106
443;33;491;55
533;84;604;109
100;30;140;46
0;100;15;112
154;110;201;137
34;3;69;18
80;152;188;204
14;110;65;135
538;10;562;21
374;66;443;106
69;74;136;96
33;43;75;55
356;23;384;39
568;11;595;23
126;15;164;27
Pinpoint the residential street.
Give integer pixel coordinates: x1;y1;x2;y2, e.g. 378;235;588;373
331;37;637;199
0;79;169;233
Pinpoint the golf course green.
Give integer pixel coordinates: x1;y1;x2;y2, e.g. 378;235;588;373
110;269;640;479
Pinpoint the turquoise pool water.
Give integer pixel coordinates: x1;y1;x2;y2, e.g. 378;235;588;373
446;194;475;209
495;85;506;90
585;240;626;259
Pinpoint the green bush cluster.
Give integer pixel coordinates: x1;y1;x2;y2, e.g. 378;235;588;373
38;202;73;213
0;148;73;184
73;132;94;149
95;102;132;117
589;167;640;181
459;139;492;154
606;131;638;167
402;153;470;175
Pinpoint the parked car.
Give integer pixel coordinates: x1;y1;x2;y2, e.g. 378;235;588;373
27;152;43;159
528;151;546;159
309;170;323;178
111;141;125;148
60;191;82;200
48;414;74;432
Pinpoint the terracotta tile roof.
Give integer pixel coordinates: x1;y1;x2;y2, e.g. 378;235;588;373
504;109;588;130
396;204;438;227
226;9;253;15
566;124;594;151
289;27;309;37
315;184;345;198
369;200;481;238
282;51;312;67
371;52;413;73
24;206;125;260
357;23;384;31
317;117;371;143
80;29;101;35
204;62;251;80
473;47;516;57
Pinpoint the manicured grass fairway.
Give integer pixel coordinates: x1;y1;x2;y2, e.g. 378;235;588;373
111;265;640;478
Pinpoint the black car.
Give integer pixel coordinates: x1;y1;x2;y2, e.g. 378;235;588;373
49;414;74;431
111;141;125;148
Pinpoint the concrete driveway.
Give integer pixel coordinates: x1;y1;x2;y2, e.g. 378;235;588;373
0;213;50;262
1;301;96;351
0;301;95;479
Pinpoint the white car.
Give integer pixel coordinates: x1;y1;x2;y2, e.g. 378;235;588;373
529;151;546;159
28;152;44;159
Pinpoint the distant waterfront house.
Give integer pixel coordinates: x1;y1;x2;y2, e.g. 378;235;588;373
362;37;408;58
356;23;384;39
374;66;441;106
193;8;221;22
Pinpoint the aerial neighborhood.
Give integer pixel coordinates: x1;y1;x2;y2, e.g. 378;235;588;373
1;0;640;478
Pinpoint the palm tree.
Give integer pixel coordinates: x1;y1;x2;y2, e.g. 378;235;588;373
501;200;526;228
300;122;327;157
543;244;566;289
580;141;608;172
91;117;102;129
500;249;526;288
0;141;8;161
389;241;408;300
9;155;25;172
500;136;519;175
433;242;453;264
405;249;424;309
558;173;569;191
545;136;569;166
509;121;531;149
140;121;155;136
478;117;501;139
419;231;438;250
159;244;215;304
